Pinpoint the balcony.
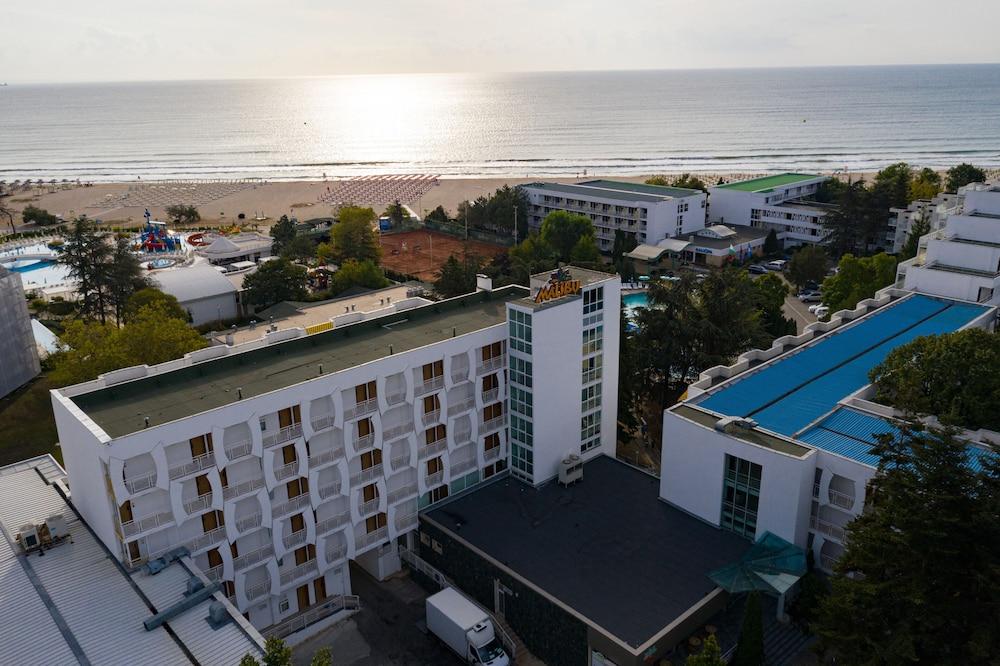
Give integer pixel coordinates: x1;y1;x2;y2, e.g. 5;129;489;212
325;542;348;563
318;480;342;500
447;396;476;416
418;438;448;461
484;446;501;463
390;452;411;471
356;526;388;550
450;369;469;384
476;356;505;376
350;464;383;487
274;460;301;482
124;470;157;494
388;483;417;504
283;529;308;550
204;563;224;582
223;477;265;501
151;525;227;560
311;414;335;432
344;397;378;421
828;488;855;510
263;423;303;449
225;439;253;462
450;457;477;477
280;559;318;587
309;443;345;470
183;493;213;515
810;516;847;542
480;414;506;433
353;433;375;455
395;511;418;532
121;510;173;538
272;494;311;519
246;577;272;601
385;390;407;407
234;544;274;572
421;409;442;426
358;497;380;517
481;388;499;404
820;553;838;571
236;512;263;533
382;422;413;442
316;511;350;536
425;470;444;488
415;375;445;398
169;452;216;480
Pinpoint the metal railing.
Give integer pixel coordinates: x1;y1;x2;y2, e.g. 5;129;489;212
484;446;501;462
204;564;224;582
353;433;375;454
356;526;388;550
479;415;506;433
414;375;444;397
272;494;311;519
224;476;265;501
811;516;847;542
450;370;469;384
234;544;274;571
318;481;342;500
447;396;476;416
183;493;213;515
395;512;418;532
316;511;350;536
309;445;344;469
421;409;442;426
358;497;380;516
150;525;227;560
280;559;318;586
283;530;308;550
382;422;413;442
385;390;407;407
274;460;301;482
481;388;499;404
263;423;303;449
264;595;360;640
350;464;383;487
450;458;477;477
418;438;447;461
121;510;174;538
325;544;348;564
828;488;855;510
425;470;444;488
124;470;157;494
344;397;378;421
388;483;417;504
235;512;263;533
246;578;271;601
476;355;506;376
225;438;253;461
390;452;411;471
820;554;838;571
168;452;216;480
311;414;335;432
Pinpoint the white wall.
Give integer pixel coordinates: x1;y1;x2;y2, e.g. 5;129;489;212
182;293;239;327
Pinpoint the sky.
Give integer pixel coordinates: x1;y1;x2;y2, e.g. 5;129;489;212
2;0;999;83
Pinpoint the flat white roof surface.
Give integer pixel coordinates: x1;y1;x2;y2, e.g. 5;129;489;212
154;263;239;303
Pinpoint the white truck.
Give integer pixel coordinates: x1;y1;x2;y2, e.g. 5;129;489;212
426;587;510;666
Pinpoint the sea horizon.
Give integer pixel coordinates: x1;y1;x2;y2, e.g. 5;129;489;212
2;64;1000;182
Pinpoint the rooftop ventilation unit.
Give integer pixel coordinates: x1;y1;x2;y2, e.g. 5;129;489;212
558;455;583;486
15;515;70;554
715;416;759;433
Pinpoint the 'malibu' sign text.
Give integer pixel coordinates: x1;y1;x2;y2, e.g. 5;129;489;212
534;275;582;303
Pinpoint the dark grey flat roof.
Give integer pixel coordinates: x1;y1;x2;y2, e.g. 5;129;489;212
425;456;750;648
523;181;695;203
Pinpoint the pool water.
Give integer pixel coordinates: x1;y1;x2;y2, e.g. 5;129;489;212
5;259;72;287
623;292;648;318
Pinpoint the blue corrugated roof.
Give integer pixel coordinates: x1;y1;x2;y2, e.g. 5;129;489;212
798;408;994;472
696;295;988;435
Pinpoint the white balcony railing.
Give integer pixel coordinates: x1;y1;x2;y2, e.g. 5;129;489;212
234;544;274;571
425;470;444;488
263;423;303;449
828;488;855;510
344;397;378;421
235;512;263;533
121;510;174;538
309;445;345;470
150;525;227;560
316;511;350;536
353;433;375;454
225;439;253;462
421;409;441;426
484;446;501;462
350;464;383;487
453;429;473;447
450;370;469;384
272;494;311;519
318;481;342;500
264;594;360;640
476;355;505;376
223;476;265;501
274;460;301;482
280;559;318;587
283;529;308;550
480;414;506;433
418;438;448;461
169;451;216;480
311;414;335;432
450;458;477;477
183;493;213;515
395;512;418;532
447;396;476;416
382;422;413;442
124;470;157;494
385;390;407;407
204;564;224;582
356;526;388;550
415;375;445;397
388;483;418;504
820;554;838;571
481;388;499;404
811;516;847;542
246;578;271;600
325;544;348;564
358;497;380;516
390;452;411;471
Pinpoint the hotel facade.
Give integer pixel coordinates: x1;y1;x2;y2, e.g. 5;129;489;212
51;267;620;634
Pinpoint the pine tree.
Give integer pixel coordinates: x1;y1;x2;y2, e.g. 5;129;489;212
731;591;764;666
261;637;292;666
686;634;725;666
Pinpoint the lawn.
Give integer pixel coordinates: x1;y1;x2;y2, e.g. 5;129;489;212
0;375;61;467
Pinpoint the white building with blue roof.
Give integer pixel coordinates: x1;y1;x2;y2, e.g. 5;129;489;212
659;288;996;572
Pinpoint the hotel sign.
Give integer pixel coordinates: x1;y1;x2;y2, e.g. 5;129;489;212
534;268;582;303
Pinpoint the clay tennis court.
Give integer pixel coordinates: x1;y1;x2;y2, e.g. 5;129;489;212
379;229;507;281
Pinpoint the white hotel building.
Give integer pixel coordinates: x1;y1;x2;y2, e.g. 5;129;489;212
521;180;707;251
51;267;620;635
707;173;832;247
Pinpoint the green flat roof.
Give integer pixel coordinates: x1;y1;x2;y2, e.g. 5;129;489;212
71;286;529;438
715;173;823;193
577;179;703;198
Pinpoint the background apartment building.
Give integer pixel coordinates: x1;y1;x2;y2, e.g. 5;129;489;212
0;265;41;398
887;189;964;254
707;173;831;247
51;268;620;635
521;180;706;251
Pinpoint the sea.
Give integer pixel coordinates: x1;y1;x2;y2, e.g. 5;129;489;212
1;65;999;182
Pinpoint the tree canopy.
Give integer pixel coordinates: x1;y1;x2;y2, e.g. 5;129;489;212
507;233;558;285
753;272;795;339
539;210;598;262
280;234;317;262
164;204;200;225
384;200;406;226
731;591;764;666
820;252;897;313
269;215;296;254
870;328;1000;431
126;287;188;322
815;424;1000;664
945;163;986;192
645;173;708;192
455;185;529;240
331;206;381;263
908;167;942;201
22;205;59;226
899;216;930;261
787;244;828;288
434;254;480;298
327;259;390;296
762;229;781;255
685;634;725;666
242;257;308;308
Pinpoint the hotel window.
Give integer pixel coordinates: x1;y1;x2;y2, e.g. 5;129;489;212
201;510;224;534
423;394;441;416
581;412;600;441
510;415;533;448
483;460;507;479
425;424;446;446
290;513;305;534
582;355;603;384
195;474;211;498
427;456;444;480
512;443;533;477
294;544;317;564
354;380;377;405
357;417;373;439
421;360;444;383
509;309;532;354
360;449;382;470
482;373;499;394
581;436;600;454
428;485;450;505
581;384;602;413
286;477;309;498
484;432;500;453
362;483;379;503
510;386;532;418
582;326;603;356
721;455;762;539
365;513;388;534
509;356;532;388
189;433;213;458
278;406;301;429
483;402;504;423
583;287;603;315
481;341;505;362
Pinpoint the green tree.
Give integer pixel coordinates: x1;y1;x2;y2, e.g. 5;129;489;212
22;205;59;226
456;185;528;240
908;167;942;201
539;210;596;262
686;634;725;666
899;216;930;261
239;654;261;666
332;206;381;263
0;199;16;234
762;229;781;255
731;592;764;666
822;180;881;257
106;236;149;325
434;254;479;298
610;229;638;281
327;259;390;296
59;217;112;323
695;268;769;368
812;178;850;203
242;258;308;308
164;204;200;225
384;199;406;226
269;215;296;254
787;245;828;288
569;234;600;264
815;424;1000;664
945;163;986;192
872;162;913;209
671;173;708;192
820;253;897;313
310;647;333;666
507;233;557;285
261;637;292;666
644;175;670;186
870;328;1000;431
126;287;188;323
753;272;795;338
315;241;335;264
49;302;206;386
281;234;316;262
424;205;451;226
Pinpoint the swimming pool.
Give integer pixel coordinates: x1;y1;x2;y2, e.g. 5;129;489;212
623;292;648;318
4;259;72;287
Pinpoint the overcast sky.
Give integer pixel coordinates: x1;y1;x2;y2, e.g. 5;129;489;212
3;0;999;83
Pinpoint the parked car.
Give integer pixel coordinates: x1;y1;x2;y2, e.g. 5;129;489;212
765;259;788;272
798;290;822;303
812;305;830;319
748;264;769;275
